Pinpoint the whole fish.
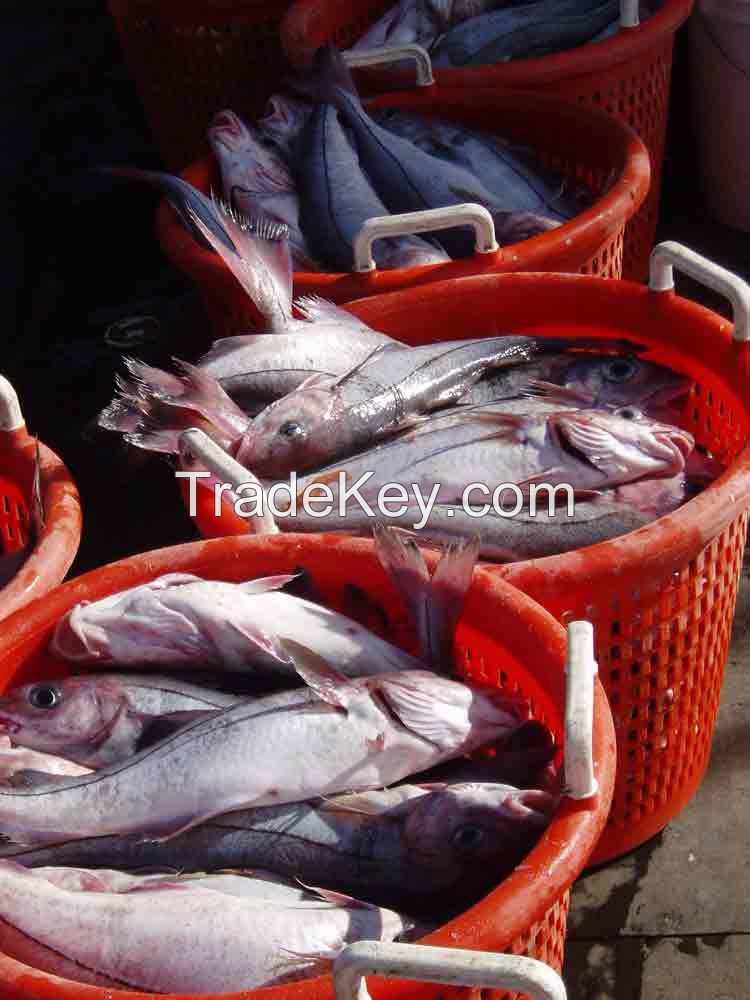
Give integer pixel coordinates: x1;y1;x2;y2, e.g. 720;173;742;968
235;335;639;476
0;673;239;768
287;404;695;511
257;94;316;163
0;781;554;913
370;108;580;222
294;101;451;272
208;108;320;270
49;571;425;677
0;861;414;992
295;45;555;257
0;665;528;845
431;0;620;67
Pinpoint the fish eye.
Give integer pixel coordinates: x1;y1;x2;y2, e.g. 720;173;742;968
452;825;485;850
28;684;62;710
616;407;639;420
604;359;638;383
278;421;306;440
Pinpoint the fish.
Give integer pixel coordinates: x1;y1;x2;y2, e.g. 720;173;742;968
431;0;620;67
293;45;557;257
208;108;320;271
235;335;641;476
0;438;44;589
285;404;695;512
348;0;452;53
370;108;581;222
0;673;240;768
0;663;528;845
293;101;451;272
49;571;424;678
257;93;317;163
0;860;414;991
0;781;555;915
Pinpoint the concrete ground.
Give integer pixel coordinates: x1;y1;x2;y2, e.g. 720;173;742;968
563;554;750;1000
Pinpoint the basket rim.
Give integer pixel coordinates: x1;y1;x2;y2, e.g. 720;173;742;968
0;532;615;1000
280;0;694;82
0;428;82;624
156;88;650;293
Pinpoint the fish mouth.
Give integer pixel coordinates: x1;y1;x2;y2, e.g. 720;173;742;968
503;789;557;827
210;111;243;145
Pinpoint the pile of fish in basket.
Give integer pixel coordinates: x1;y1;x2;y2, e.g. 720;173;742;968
0;4;740;996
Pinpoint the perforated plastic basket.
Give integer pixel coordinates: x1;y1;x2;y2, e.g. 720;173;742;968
156;82;649;338
0;377;82;623
177;242;750;864
0;533;614;1000
107;0;295;171
280;0;694;282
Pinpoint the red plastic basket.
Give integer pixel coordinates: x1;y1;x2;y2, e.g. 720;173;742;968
178;242;750;864
107;0;296;171
0;378;82;624
280;0;694;282
0;532;614;1000
156;87;649;338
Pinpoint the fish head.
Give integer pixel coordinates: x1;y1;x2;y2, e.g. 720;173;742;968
208;109;293;193
561;355;693;422
259;95;310;144
0;676;128;756
235;378;346;477
402;781;556;877
553;407;695;483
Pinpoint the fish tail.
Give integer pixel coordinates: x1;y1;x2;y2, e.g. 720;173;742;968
290;43;359;108
373;525;479;673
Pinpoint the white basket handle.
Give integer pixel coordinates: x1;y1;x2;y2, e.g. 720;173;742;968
177;428;279;535
343;43;434;86
563;620;599;800
649;241;750;343
0;375;24;432
335;942;566;1000
619;0;640;27
353;204;498;273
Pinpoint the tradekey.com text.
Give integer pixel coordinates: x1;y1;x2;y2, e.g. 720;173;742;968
176;470;579;530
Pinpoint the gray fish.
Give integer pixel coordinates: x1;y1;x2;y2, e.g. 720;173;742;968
0;666;526;845
294;101;450;272
0;781;554;915
257;94;316;163
431;0;620;67
235;334;638;476
0;673;236;768
294;45;533;258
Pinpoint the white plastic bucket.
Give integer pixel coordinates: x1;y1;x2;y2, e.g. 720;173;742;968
689;0;750;231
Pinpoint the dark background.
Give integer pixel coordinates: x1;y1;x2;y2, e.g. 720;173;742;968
1;2;747;576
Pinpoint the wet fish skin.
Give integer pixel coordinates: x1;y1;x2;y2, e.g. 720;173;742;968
0;667;527;845
257;94;315;163
0;673;241;768
294;101;450;273
431;0;620;67
294;45;517;259
50;571;423;678
0;860;413;992
208;108;320;270
0;738;92;782
0;781;554;913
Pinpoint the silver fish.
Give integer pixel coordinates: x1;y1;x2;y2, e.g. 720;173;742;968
0;860;414;992
0;673;239;768
0;781;554;913
0;665;527;845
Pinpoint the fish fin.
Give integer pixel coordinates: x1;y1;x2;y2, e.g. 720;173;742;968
280;639;355;709
30;438;45;537
187;197;293;333
288;42;359;106
372;525;478;672
272;948;335;982
332;344;393;389
134;710;220;753
295;882;378;909
98;166;237;255
374;674;466;750
520;379;595;406
293;294;358;326
225;618;294;665
237;573;299;595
